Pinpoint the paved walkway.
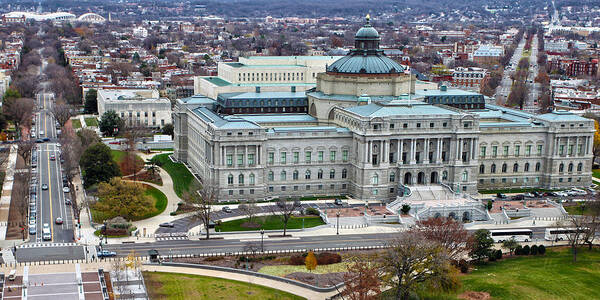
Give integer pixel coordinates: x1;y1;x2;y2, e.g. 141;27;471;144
0;145;18;240
142;264;338;300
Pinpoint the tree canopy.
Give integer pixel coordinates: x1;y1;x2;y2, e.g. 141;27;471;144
84;89;98;114
95;178;154;221
98;110;124;137
80;142;120;187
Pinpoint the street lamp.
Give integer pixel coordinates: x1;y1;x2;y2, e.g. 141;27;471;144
336;211;340;235
260;229;265;252
103;221;108;245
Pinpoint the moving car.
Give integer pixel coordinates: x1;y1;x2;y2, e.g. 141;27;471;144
97;250;117;258
55;217;63;225
159;222;175;228
50;154;56;161
65;198;71;205
42;184;48;190
39;130;44;136
222;206;232;213
43;137;50;142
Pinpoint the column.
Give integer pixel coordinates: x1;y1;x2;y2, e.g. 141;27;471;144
410;139;416;163
437;138;442;163
245;145;248;165
367;141;372;164
220;146;224;165
257;145;261;165
472;138;477;160
382;140;386;163
587;136;592;155
364;141;368;163
424;138;430;164
396;139;401;164
234;146;237;166
399;139;404;164
554;137;559;156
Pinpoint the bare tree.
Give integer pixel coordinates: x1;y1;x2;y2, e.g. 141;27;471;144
269;198;300;237
3;97;34;136
186;187;216;239
339;254;382;300
122;122;149;180
382;232;454;300
416;217;473;261
17;140;35;166
238;200;259;224
51;103;74;128
13;171;31;223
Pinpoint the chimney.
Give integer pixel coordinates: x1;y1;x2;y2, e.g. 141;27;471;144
255;86;261;93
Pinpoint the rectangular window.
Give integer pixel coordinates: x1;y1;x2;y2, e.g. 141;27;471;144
305;151;311;163
293;152;299;163
306;185;310;190
480;146;486;157
294;186;298;191
318;151;324;162
226;154;233;166
559;145;565;155
342;184;347;189
568;145;574;155
239;190;244;195
281;186;286;191
268;152;274;164
526;145;532;156
503;146;509;156
269;186;273;192
247;154;254;165
342;150;348;162
537;145;543;156
229;190;233;195
492;146;498;157
514;145;520;157
330;151;336;162
318;184;323;190
578;144;583;155
280;152;287;164
237;154;243;165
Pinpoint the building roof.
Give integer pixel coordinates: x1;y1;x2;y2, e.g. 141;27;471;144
234;114;316;123
345;101;460;117
218;91;307;100
179;94;215;105
203;76;231;87
268;126;351;133
308;91;409;102
192;107;261;129
536;110;591;122
415;88;482;97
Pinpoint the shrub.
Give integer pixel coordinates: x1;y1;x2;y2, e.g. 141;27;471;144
515;245;523;255
488;254;496;261
316;252;341;265
305;207;320;216
289;255;305;265
401;204;411;214
495;249;503;260
522;245;531;255
458;259;469;273
538;245;546;255
530;245;538;255
204;256;224;262
170;211;177;216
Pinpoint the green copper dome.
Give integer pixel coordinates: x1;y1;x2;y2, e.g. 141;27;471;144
327;16;405;75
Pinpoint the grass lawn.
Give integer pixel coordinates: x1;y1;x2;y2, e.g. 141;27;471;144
216;215;325;232
143;271;304;300
90;184;167;223
152;153;197;197
71;118;82;129
404;247;600;299
564;202;593;216
593;169;600;179
111;150;145;176
259;262;348;277
84;117;98;126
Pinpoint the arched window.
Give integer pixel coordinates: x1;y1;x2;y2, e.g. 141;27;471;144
491;164;496;173
502;163;507;173
372;174;379;185
249;173;255;185
317;169;323;179
389;172;395;182
293;170;299;180
535;162;541;172
442;171;448;180
577;163;583;172
559;163;564;173
342;168;347;179
305;170;311;179
330;169;336;179
524;163;530;172
268;171;274;181
479;164;485;174
462;171;468;182
227;174;234;184
280;171;286;181
513;163;519;172
238;174;244;184
568;163;573;172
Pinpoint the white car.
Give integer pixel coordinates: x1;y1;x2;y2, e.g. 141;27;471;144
62;187;70;193
39;130;44;136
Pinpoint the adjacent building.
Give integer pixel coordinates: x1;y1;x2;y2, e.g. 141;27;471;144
97;88;172;128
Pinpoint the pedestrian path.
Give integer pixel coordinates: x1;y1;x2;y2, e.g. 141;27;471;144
17;242;78;249
1;247;15;264
0;145;17;240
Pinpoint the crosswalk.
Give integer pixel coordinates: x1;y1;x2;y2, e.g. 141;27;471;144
17;242;77;249
155;236;189;241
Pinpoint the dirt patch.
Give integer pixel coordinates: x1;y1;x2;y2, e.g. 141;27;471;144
240;222;261;229
285;272;346;287
458;291;491;300
135;170;162;185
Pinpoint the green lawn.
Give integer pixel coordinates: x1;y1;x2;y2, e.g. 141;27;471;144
564;202;593;216
259;262;349;277
152;153;197;197
71;119;82;129
111;150;145;175
215;215;325;232
90;184;167;223
111;150;126;163
84;117;98;126
143;271;304;300
398;247;600;300
592;169;600;179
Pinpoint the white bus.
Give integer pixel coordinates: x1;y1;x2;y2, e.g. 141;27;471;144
490;229;533;243
544;228;586;241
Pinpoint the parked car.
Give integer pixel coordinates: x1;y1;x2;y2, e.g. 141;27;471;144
35;139;43;143
43;137;50;142
496;193;508;199
97;250;117;258
159;222;175;228
29;226;36;235
334;198;343;205
63;187;70;193
512;195;525;201
222;206;232;213
523;193;535;198
532;191;543;197
65;198;71;205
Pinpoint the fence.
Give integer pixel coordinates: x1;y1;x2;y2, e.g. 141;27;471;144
330;223;368;229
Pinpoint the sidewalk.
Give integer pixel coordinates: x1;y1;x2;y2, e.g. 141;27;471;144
142;264;338;300
0;145;18;240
